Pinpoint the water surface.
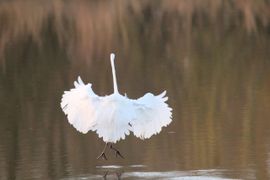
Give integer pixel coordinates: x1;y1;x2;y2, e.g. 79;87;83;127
0;1;270;179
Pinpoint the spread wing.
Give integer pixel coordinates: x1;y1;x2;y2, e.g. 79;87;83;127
60;76;100;134
61;77;173;142
130;91;173;139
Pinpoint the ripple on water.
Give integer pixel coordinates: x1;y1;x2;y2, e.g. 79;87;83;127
62;168;241;180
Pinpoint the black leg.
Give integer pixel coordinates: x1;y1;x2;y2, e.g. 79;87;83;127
110;144;124;159
97;143;109;160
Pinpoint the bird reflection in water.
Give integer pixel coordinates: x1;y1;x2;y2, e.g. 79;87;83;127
103;170;123;180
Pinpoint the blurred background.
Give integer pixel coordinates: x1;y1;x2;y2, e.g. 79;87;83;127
0;0;270;179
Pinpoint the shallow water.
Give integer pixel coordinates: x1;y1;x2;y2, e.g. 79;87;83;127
1;1;270;180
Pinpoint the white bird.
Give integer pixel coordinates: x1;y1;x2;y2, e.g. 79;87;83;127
60;53;172;160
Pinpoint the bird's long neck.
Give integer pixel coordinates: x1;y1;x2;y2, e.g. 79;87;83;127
110;53;119;94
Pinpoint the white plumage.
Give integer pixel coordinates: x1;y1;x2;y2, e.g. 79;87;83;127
60;53;172;143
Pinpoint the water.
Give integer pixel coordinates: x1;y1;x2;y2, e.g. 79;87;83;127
1;1;270;179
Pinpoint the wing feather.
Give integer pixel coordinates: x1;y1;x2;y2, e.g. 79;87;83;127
130;91;172;139
61;78;172;143
60;77;99;134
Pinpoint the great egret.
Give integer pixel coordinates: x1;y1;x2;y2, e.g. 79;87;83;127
60;53;172;160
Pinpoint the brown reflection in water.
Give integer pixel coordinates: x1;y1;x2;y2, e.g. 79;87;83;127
0;1;270;180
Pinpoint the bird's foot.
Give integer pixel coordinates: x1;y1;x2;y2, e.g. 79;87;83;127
110;145;124;159
115;150;124;159
97;152;107;160
97;143;109;160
